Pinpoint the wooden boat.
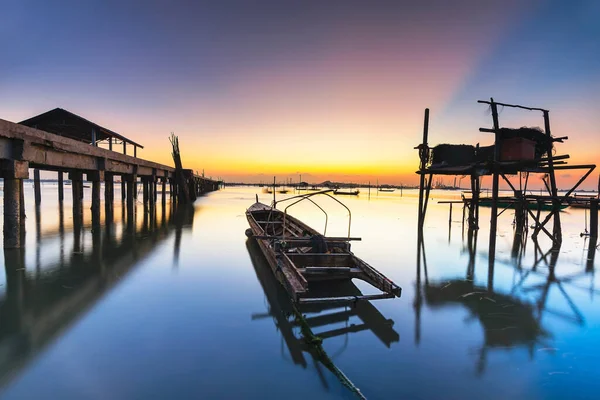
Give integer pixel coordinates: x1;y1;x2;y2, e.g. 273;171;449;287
378;188;395;193
567;194;599;209
333;188;359;196
477;198;568;211
245;192;401;305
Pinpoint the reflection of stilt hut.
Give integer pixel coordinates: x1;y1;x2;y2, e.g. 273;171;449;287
425;280;549;372
417;99;596;260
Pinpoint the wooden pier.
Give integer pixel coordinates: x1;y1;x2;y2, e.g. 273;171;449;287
0;114;220;249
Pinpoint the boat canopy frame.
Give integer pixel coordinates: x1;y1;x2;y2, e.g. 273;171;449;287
270;190;352;240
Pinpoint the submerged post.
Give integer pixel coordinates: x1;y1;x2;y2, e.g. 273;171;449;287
488;98;501;260
58;171;64;202
105;172;114;224
4;179;22;248
590;199;599;239
70;171;84;228
417;108;430;232
89;171;103;230
34;168;41;205
162;178;167;209
543;110;562;244
126;175;135;230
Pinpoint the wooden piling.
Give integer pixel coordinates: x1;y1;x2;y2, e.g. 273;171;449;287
142;178;149;210
121;179;126;201
70;171;83;227
488;98;501;259
126;175;135;230
162;178;166;209
58;171;64;202
3;178;22;248
590;199;598;238
19;179;25;233
34;168;41;205
105;172;114;224
543;110;562;244
417;109;430;231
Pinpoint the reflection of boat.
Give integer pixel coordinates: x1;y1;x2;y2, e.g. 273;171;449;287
333;189;359;196
245;193;401;305
246;238;399;392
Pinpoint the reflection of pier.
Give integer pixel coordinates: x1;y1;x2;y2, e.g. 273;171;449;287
414;220;599;374
246;239;398;386
0;203;194;391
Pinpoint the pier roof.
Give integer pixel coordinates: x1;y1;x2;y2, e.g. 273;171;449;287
18;108;143;149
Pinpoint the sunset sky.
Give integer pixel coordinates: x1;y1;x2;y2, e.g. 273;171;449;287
2;0;599;187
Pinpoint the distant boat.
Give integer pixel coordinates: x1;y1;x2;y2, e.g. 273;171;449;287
334;188;360;196
278;189;289;194
378;188;395;192
478;198;568;211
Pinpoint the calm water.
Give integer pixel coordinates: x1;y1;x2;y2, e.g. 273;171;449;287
0;184;599;399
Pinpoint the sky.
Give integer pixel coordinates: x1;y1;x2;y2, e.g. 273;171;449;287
1;0;599;188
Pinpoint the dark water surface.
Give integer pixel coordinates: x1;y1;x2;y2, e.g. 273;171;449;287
0;185;599;399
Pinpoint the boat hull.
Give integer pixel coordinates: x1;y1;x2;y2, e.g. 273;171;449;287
245;202;401;305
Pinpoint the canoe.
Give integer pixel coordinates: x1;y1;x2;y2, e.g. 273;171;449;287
245;201;401;305
477;199;568;211
333;189;360;196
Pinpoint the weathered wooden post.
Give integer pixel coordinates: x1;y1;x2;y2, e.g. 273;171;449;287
3;176;24;248
417;109;429;232
121;179;126;201
488;98;501;240
142;177;149;208
105;172;114;224
19;179;25;234
543;110;562;244
58;171;64;202
34;168;41;205
126;174;135;230
70;171;84;227
590;199;599;238
89;171;103;231
162;178;167;209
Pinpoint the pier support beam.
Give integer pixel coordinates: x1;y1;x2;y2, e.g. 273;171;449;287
2;161;29;249
162;178;167;209
590;199;599;239
88;171;103;231
126;175;135;230
34;168;41;205
105;172;114;225
121;179;126;201
70;171;84;228
58;171;64;202
4;179;23;249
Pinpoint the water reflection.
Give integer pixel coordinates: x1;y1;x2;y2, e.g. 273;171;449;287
417;225;558;374
0;201;194;391
246;239;398;388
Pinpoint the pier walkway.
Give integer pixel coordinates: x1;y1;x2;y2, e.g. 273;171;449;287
0;117;219;248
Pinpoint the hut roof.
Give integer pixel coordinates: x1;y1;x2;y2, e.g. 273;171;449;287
18;108;143;149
